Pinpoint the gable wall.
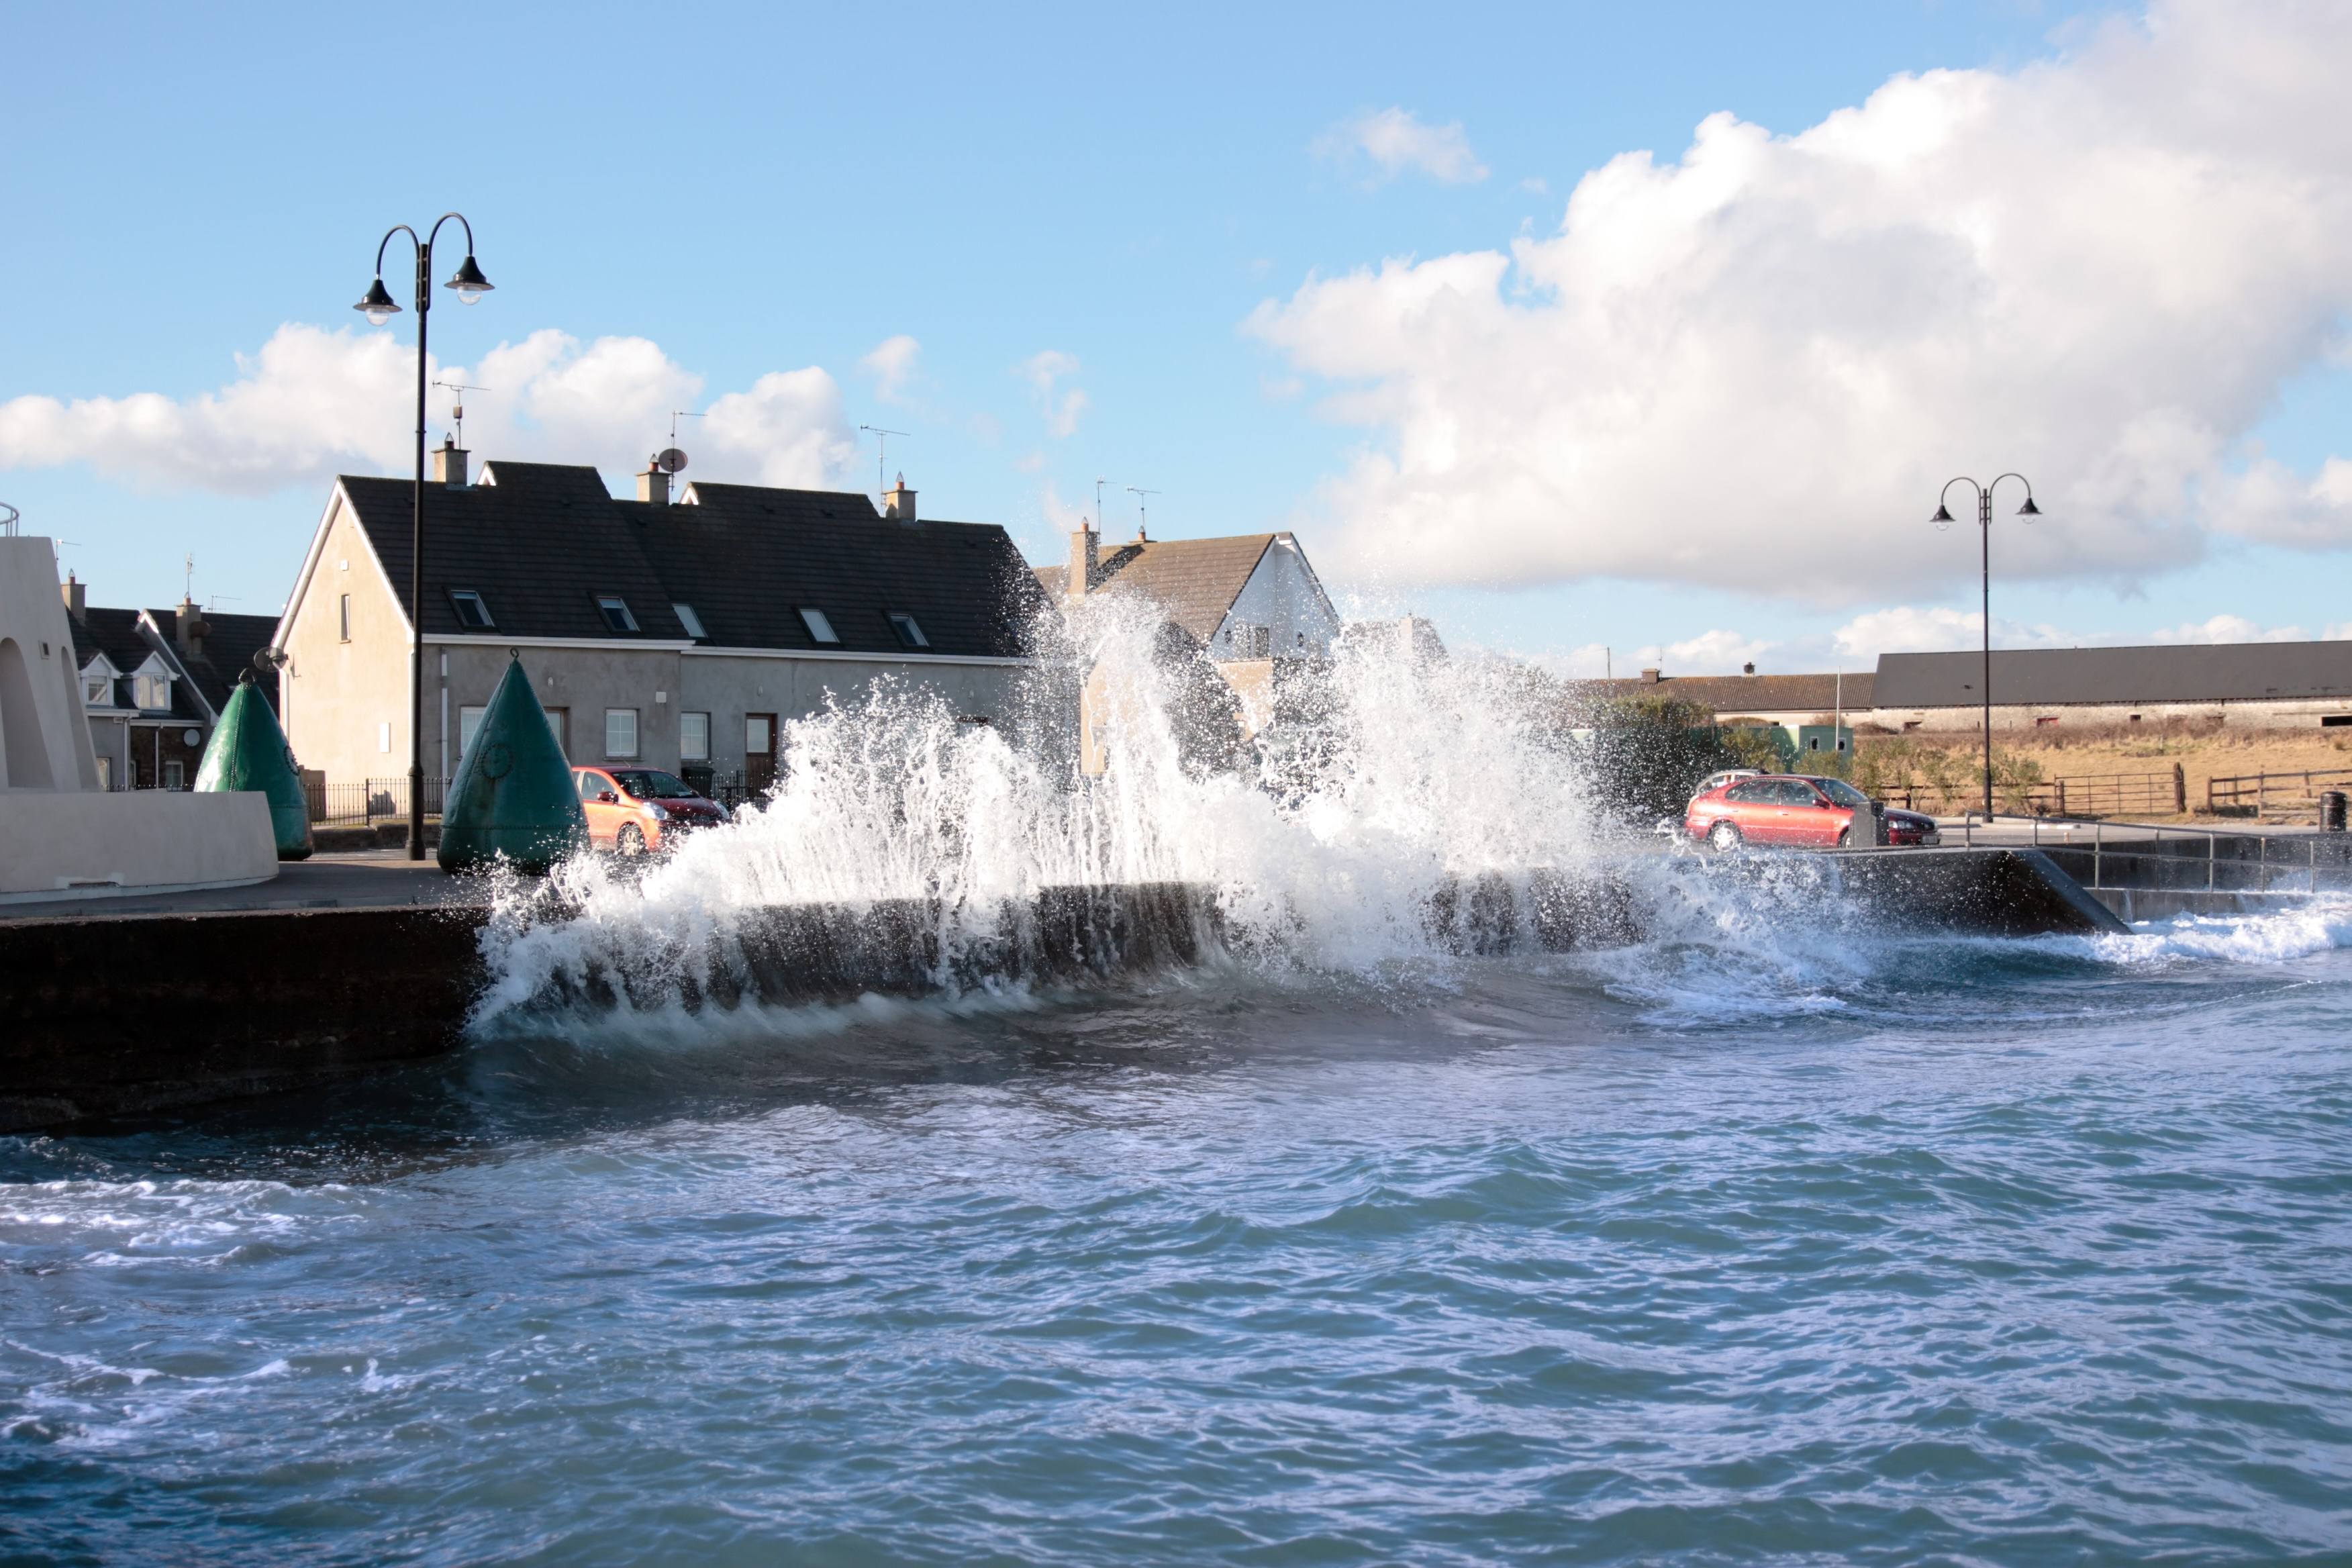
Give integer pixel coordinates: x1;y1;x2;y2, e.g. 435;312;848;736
1211;538;1340;660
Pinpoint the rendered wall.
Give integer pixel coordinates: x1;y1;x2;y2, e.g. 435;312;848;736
0;789;275;900
279;497;415;789
0;537;103;792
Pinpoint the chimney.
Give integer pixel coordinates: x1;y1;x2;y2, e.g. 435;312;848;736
175;597;211;656
1067;523;1097;602
881;473;917;522
61;572;85;622
636;457;670;507
433;438;469;487
1640;667;1661;683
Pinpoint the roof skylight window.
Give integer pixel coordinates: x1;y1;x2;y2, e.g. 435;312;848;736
887;612;930;650
799;608;840;644
595;595;640;633
673;603;707;640
449;589;494;629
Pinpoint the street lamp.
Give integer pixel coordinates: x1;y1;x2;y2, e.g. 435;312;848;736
1932;473;2041;820
354;213;494;861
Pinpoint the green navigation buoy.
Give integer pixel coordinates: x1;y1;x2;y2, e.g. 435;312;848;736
438;654;586;875
195;671;313;861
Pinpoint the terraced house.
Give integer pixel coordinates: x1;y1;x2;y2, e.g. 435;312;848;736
62;574;281;793
273;448;1048;798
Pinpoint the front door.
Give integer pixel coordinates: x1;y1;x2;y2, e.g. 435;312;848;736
745;714;777;795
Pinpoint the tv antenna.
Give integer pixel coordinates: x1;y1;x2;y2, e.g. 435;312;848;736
433;381;489;448
1125;486;1160;541
859;425;910;498
1095;477;1119;532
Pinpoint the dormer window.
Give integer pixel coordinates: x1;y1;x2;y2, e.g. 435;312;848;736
448;589;495;630
799;608;840;645
595;595;639;633
132;672;171;712
673;603;707;640
886;612;930;650
84;675;113;707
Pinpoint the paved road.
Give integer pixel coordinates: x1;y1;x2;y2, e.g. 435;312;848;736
0;852;487;922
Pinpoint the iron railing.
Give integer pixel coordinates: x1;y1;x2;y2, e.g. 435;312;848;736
305;776;450;826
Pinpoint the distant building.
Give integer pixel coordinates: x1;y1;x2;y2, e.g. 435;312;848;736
273;453;1048;796
60;573;280;792
1568;668;1874;736
1035;522;1342;772
1871;642;2352;732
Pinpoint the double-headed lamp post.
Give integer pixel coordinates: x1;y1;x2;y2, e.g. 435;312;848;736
1932;473;2041;820
354;215;493;861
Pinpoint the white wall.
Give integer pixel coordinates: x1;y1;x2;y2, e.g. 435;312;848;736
1211;536;1341;660
0;788;275;900
0;536;102;792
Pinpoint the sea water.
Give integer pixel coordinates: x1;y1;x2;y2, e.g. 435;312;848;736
5;616;2350;1565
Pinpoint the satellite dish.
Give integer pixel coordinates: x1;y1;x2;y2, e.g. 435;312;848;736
656;448;689;475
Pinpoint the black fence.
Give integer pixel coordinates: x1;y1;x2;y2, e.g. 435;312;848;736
305;777;450;826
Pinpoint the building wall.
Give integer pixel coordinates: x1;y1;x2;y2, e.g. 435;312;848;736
679;652;1030;778
1210;538;1340;659
281;497;420;788
1869;698;2352;734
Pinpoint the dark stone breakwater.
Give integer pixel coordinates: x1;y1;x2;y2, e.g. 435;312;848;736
0;848;2127;1132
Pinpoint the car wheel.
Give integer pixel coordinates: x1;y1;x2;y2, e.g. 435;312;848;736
1836;828;1852;848
1707;821;1742;852
616;824;647;858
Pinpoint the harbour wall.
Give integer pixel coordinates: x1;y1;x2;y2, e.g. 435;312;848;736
0;848;2125;1132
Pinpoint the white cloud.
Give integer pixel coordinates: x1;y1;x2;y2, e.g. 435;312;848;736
1645;628;1771;673
1318;108;1489;185
1253;1;2352;604
1018;350;1089;438
859;334;921;403
0;324;854;495
2147;614;2312;644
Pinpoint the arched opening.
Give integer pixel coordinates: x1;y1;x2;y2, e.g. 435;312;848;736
0;636;58;789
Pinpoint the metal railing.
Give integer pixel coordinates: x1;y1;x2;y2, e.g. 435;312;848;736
304;777;450;827
2206;767;2352;820
1957;811;2349;895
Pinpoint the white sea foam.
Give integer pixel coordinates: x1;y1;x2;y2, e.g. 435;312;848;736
2088;895;2352;967
473;600;1604;1024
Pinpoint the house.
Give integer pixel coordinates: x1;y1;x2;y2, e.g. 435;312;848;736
1034;520;1343;772
1567;668;1874;754
272;449;1049;796
61;573;282;792
1871;641;2352;732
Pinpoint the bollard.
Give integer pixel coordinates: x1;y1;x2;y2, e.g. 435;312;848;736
1848;798;1887;848
2322;790;2348;834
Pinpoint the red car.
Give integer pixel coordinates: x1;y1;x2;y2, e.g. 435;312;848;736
571;767;730;855
1685;774;1939;851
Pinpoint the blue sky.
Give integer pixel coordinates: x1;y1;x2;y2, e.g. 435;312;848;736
4;1;2347;673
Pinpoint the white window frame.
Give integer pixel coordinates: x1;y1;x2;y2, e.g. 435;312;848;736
595;596;639;634
679;711;710;762
162;760;185;791
673;603;707;640
339;593;352;642
133;672;171;712
798;607;840;644
887;612;929;649
84;675;111;707
458;704;487;758
605;707;639;759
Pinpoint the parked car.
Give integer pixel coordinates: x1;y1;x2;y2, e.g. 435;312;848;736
571;766;730;855
1685;774;1939;851
1655;768;1767;840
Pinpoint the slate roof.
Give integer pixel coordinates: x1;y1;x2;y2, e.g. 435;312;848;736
1569;672;1875;715
1033;534;1280;643
64;607;211;720
1874;642;2352;708
143;609;281;716
332;464;1045;657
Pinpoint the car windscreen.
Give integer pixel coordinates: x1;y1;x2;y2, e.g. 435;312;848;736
1814;778;1869;807
611;769;701;799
